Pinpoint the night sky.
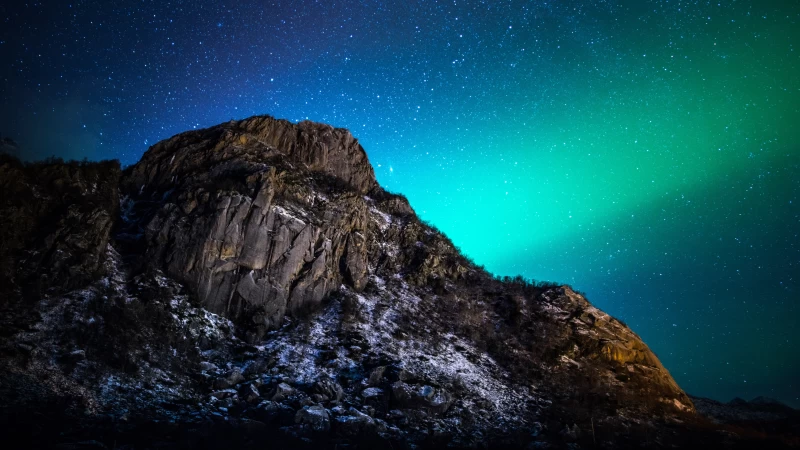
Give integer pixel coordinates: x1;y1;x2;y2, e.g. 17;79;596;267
2;1;799;407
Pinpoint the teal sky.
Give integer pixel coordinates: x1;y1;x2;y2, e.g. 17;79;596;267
3;1;798;405
370;2;800;406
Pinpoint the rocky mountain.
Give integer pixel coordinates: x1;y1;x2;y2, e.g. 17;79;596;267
0;116;796;449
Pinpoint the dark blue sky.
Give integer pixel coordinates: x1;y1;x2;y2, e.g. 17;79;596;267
2;0;799;407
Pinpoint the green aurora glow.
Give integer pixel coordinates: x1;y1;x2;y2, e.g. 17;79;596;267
373;2;800;406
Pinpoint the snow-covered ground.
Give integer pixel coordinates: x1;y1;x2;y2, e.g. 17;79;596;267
255;272;539;432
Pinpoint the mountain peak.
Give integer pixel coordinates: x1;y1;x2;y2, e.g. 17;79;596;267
125;115;378;197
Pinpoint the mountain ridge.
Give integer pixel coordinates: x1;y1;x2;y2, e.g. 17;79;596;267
1;115;797;449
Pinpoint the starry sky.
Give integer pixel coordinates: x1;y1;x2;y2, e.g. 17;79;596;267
2;1;799;407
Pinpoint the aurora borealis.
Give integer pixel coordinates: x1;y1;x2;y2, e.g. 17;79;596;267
2;0;798;407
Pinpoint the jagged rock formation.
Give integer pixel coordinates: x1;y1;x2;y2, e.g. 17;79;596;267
121;117;386;341
1;115;795;449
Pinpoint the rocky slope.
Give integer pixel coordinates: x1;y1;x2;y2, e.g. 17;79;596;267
1;116;796;449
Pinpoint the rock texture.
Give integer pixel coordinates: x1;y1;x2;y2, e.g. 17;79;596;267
1;115;795;449
121;117;382;341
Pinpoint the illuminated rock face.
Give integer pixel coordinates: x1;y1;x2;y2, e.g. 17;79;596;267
540;286;688;405
601;343;658;366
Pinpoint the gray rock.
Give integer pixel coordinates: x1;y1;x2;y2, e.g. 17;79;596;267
295;405;331;432
333;407;375;437
362;405;376;417
210;389;237;400
362;387;388;414
200;361;218;372
253;400;281;423
361;387;385;399
367;366;386;386
391;381;414;404
313;377;344;402
390;381;452;415
272;382;295;402
374;418;390;434
241;383;260;403
14;342;34;354
426;389;453;415
213;369;245;390
398;369;415;382
219;396;237;408
343;232;369;291
243;358;270;377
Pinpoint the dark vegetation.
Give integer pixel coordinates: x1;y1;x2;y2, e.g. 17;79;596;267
76;274;204;374
0;154;121;300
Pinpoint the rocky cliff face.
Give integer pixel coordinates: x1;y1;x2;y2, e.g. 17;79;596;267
120;117;385;342
1;116;792;449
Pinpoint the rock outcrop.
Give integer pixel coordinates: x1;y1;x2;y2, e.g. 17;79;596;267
121;117;384;341
3;115;793;449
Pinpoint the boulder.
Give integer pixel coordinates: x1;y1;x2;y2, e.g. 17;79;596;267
272;382;295;402
241;383;261;403
295;405;331;432
361;387;388;414
397;369;415;382
199;361;219;372
210;389;237;400
213;369;245;390
313;377;344;403
333;407;375;437
390;381;452;415
243;358;270;378
367;366;386;386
